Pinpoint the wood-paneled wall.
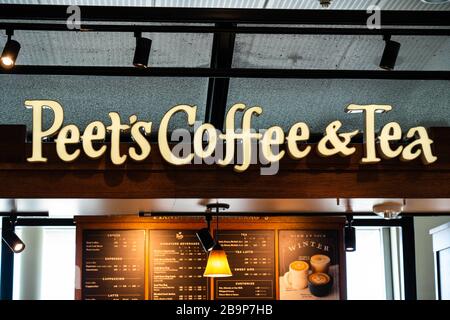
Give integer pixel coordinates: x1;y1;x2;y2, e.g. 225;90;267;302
0;126;449;198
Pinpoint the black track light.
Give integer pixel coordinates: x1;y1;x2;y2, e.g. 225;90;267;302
133;32;152;68
345;216;356;252
379;35;401;71
196;227;216;252
2;228;25;253
1;30;21;69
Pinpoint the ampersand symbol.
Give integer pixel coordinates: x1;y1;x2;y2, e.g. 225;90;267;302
317;121;359;157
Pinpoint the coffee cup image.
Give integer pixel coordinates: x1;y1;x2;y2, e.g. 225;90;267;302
283;260;309;290
308;272;333;297
310;254;331;274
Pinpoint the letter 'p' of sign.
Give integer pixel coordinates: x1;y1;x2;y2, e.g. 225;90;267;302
25;100;438;172
26;100;64;162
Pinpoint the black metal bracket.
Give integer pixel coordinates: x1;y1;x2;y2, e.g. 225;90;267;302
346;214;353;227
5;28;13;39
0;211;49;217
205;214;212;230
401;216;417;300
205;23;235;130
206;203;231;212
2;66;449;80
1;218;14;300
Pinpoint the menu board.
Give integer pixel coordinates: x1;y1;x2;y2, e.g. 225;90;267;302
82;230;146;300
278;230;340;300
150;230;208;300
214;230;275;300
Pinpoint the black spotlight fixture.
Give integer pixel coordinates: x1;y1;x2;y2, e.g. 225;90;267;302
196;215;215;252
1;212;25;253
1;29;21;69
2;228;25;253
379;35;401;71
196;227;215;252
345;215;356;252
133;31;152;68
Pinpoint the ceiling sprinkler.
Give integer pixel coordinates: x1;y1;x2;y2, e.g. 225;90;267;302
319;0;332;8
373;202;404;220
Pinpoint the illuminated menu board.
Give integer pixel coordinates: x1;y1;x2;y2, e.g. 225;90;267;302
150;230;208;300
82;230;146;300
214;230;275;300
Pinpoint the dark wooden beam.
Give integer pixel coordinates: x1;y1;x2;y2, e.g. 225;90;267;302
0;169;449;198
0;127;449;198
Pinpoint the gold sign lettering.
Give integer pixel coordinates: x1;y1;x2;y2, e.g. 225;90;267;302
317;121;358;157
193;123;217;159
26;100;64;162
346;104;392;163
82;121;107;159
378;122;403;159
261;126;285;163
158;104;196;165
25;101;438;170
401;127;437;164
286;122;311;159
129;116;152;162
55;124;80;162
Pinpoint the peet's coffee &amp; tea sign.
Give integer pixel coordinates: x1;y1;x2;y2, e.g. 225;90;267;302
25;100;437;174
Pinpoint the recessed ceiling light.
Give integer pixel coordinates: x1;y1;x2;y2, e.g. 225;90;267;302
373;202;404;220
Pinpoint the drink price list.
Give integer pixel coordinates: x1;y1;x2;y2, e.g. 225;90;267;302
150;230;208;300
82;230;145;300
215;230;275;300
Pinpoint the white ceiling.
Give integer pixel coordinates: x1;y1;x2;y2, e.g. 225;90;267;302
233;35;450;70
0;198;449;217
1;32;448;70
0;31;213;67
1;0;450;10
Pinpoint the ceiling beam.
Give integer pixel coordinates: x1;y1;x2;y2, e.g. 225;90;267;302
0;5;449;26
2;66;449;80
1;23;449;35
205;23;235;130
140;212;445;218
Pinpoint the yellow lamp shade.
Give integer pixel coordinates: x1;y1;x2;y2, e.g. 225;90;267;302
203;243;232;277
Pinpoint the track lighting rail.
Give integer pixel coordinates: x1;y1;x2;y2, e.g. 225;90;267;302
0;211;49;217
0;23;449;36
1;66;448;80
